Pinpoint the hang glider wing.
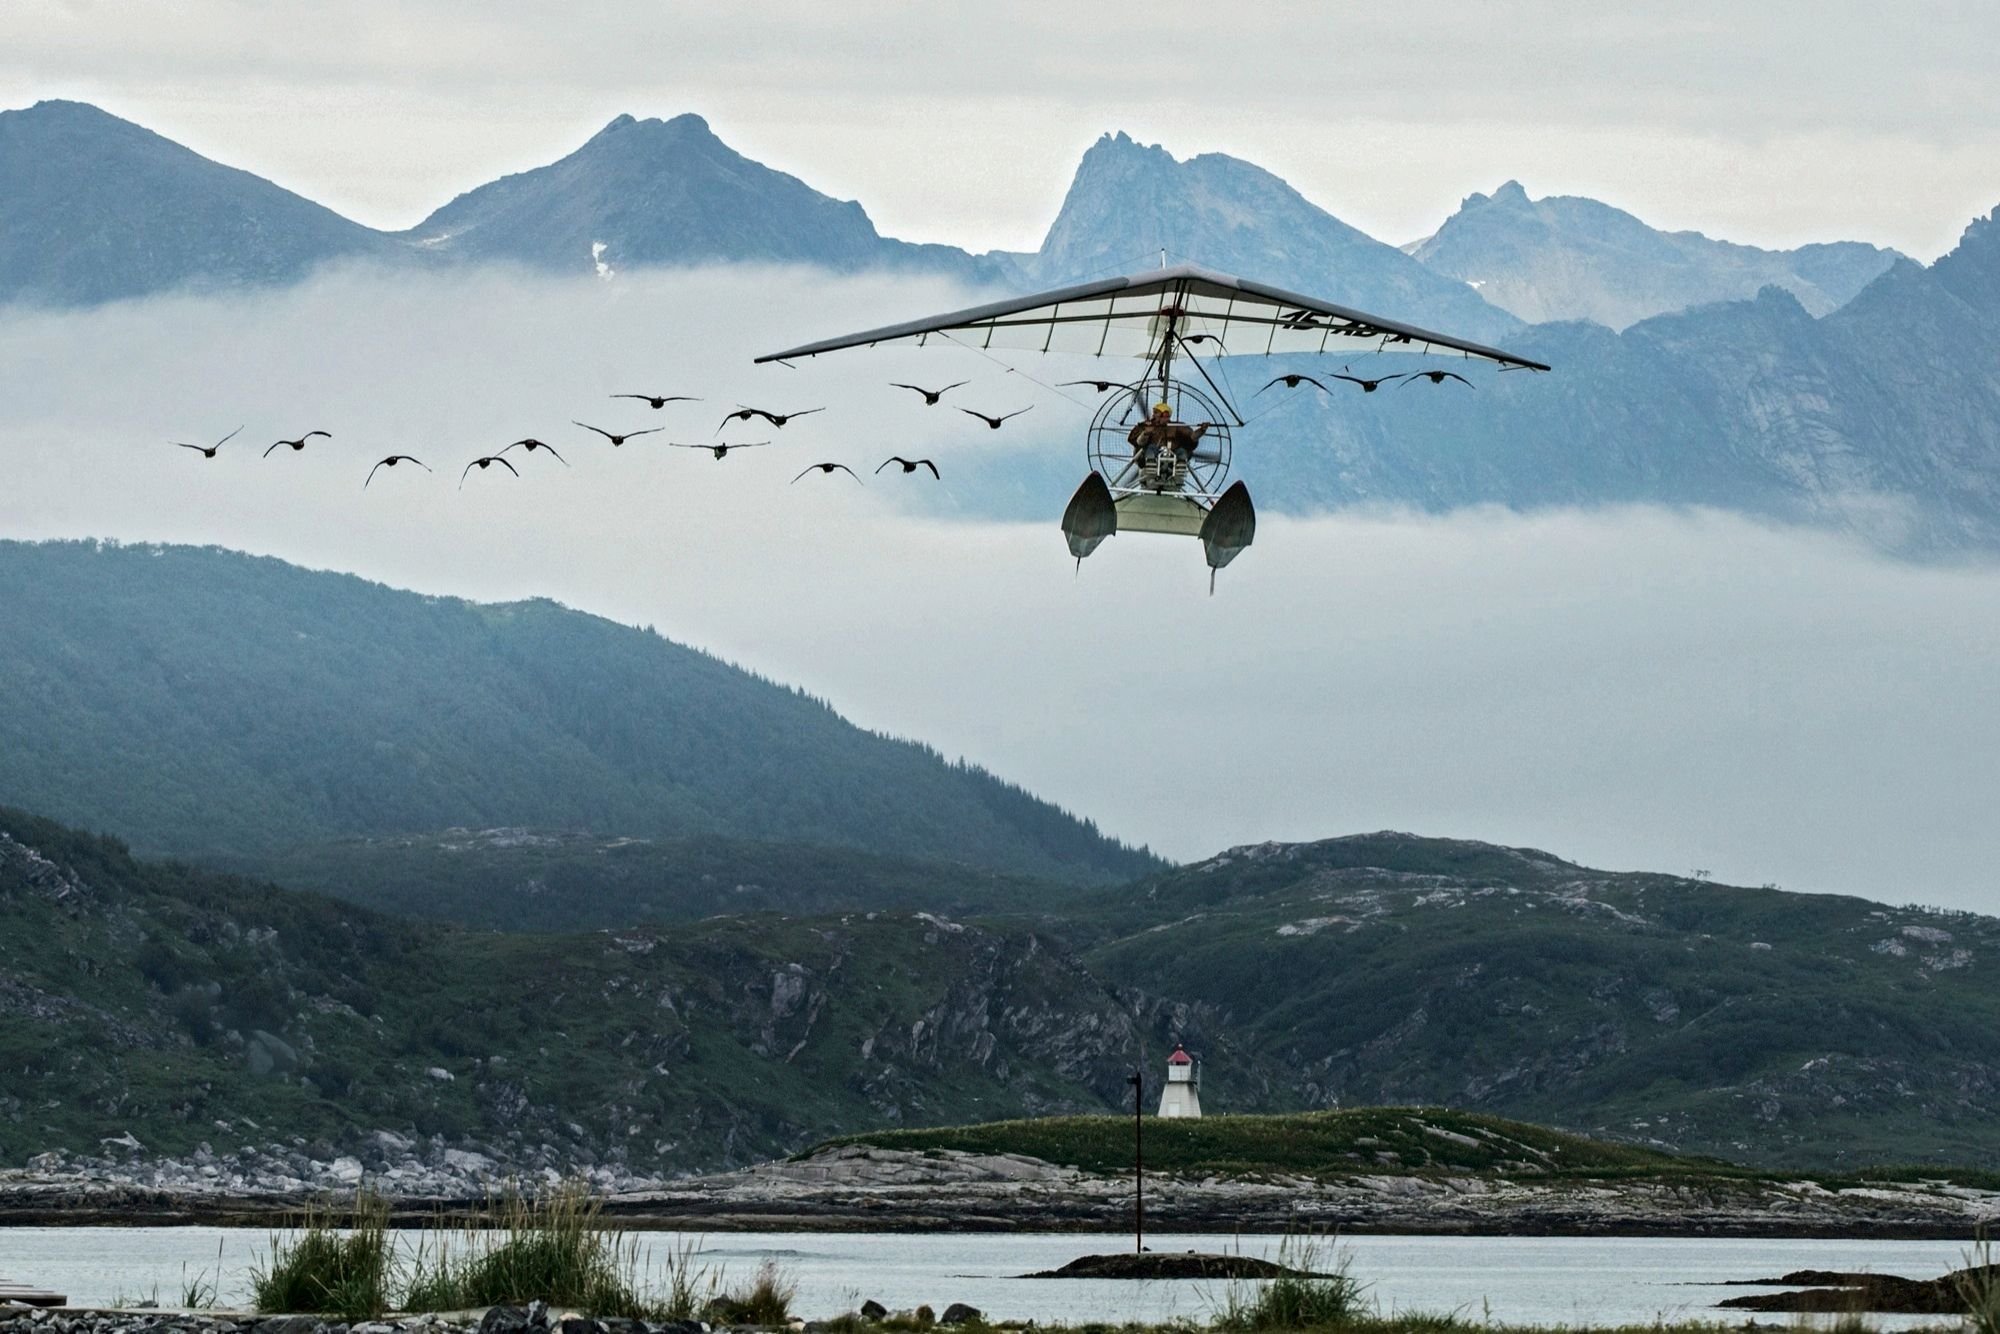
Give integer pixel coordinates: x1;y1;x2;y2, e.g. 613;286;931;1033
756;263;1550;371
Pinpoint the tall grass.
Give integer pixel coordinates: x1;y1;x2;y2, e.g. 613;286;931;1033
252;1191;393;1320
1956;1235;2000;1334
1212;1234;1364;1332
400;1183;661;1317
180;1238;224;1309
659;1236;723;1322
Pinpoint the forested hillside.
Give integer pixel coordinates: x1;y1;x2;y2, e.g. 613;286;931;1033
0;540;1153;886
12;805;2000;1176
1079;834;2000;1167
0;806;1179;1174
241;828;1072;931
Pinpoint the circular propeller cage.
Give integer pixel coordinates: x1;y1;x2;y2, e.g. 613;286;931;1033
1085;378;1234;495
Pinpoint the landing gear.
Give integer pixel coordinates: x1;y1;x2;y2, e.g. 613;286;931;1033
1063;376;1255;589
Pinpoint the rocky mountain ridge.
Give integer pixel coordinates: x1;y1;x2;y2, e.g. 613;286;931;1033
17;791;2000;1178
1085;833;2000;1167
0;99;1900;335
0;805;1198;1178
401;113;1002;282
1412;180;1903;329
1028;132;1519;340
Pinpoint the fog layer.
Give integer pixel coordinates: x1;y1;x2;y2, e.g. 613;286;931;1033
2;265;1996;907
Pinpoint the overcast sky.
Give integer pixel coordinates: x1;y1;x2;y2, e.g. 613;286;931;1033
7;1;2000;258
3;265;1999;910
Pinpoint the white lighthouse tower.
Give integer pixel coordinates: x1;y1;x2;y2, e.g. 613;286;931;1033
1157;1045;1202;1118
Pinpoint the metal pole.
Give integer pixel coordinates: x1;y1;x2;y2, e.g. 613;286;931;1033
1132;1068;1145;1253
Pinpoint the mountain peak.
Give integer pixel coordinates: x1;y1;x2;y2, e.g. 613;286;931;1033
405;108;988;279
0;99;391;305
1036;132;1517;338
586;111;716;147
1931;204;2000;313
1413;183;1900;328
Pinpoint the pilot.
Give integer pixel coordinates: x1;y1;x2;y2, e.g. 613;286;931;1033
1127;401;1210;469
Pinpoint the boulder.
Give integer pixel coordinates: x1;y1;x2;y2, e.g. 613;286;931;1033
478;1308;531;1334
858;1303;887;1321
939;1305;980;1325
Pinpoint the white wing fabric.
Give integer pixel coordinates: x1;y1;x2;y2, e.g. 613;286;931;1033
757;263;1550;371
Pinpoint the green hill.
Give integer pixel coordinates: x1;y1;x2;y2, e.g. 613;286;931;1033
1074;834;2000;1169
817;1106;1728;1181
0;805;1163;1173
14;804;2000;1179
0;540;1155;889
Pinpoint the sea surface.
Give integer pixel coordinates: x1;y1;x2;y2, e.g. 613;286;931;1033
0;1229;1980;1327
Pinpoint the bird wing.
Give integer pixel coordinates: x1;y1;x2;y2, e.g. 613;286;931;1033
305;430;331;440
407;456;433;471
889;383;925;395
999;407;1033;422
171;442;204;452
956;408;992;424
833;464;858;480
493;456;520;476
458;460;478;486
1256;376;1289;394
540;444;570;464
789;407;826;419
919;459;940;479
790;465;818;483
1328;373;1364;386
215;425;244;447
262;440;283;458
625;427;662;439
875;457;903;474
573;421;615;441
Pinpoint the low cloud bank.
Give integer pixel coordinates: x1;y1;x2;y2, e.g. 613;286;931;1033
3;266;1998;906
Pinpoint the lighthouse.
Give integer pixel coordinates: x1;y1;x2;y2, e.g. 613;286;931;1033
1156;1045;1202;1118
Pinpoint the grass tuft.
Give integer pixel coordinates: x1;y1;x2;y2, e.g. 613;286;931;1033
1211;1235;1365;1332
705;1258;798;1326
401;1183;658;1317
252;1190;392;1320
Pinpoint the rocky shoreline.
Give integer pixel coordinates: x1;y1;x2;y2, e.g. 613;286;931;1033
6;1144;2000;1237
0;1303;932;1334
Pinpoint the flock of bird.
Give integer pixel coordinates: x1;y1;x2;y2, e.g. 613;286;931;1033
1258;366;1473;395
166;381;1047;491
169;365;1471;491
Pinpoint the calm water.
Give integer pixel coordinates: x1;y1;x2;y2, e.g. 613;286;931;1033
0;1229;1978;1326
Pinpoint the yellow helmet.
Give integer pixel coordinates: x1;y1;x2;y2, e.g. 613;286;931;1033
1153;401;1172;414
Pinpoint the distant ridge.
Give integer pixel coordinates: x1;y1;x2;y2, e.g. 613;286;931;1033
0;100;402;306
1411;180;1903;329
1032;132;1520;341
0;100;1900;329
403;112;1003;281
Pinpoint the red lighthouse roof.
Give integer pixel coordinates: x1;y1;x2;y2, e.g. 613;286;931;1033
1167;1046;1193;1065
